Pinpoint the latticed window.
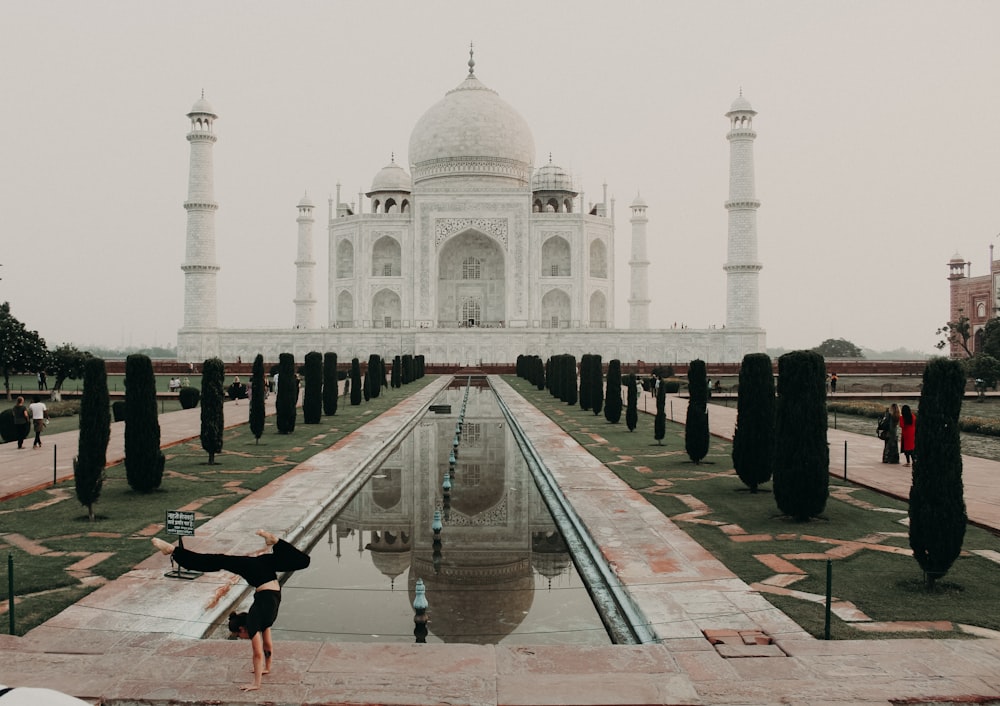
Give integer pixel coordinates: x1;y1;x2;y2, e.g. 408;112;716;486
463;257;481;280
462;298;481;327
462;422;481;445
460;464;481;487
383;263;392;276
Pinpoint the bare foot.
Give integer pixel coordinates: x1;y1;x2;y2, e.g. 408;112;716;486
256;529;278;546
239;684;260;692
151;538;174;555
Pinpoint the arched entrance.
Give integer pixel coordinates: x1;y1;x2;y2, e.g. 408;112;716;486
438;231;505;327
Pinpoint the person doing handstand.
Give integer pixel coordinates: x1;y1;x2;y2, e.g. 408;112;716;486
152;529;310;691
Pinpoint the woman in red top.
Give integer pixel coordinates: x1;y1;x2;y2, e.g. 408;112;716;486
899;404;917;466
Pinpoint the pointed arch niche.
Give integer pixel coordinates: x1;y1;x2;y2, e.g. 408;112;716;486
541;235;571;277
589;291;607;328
438;230;505;327
372;288;401;328
336;290;354;327
336;240;354;279
372;235;401;277
542;289;571;328
589;239;608;278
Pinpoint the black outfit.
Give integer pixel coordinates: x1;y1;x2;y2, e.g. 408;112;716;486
172;539;310;638
11;403;29;449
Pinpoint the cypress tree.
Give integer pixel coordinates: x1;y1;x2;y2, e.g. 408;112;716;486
625;373;638;432
579;354;593;411
74;357;109;520
685;359;710;464
323;352;339;415
549;355;562;399
909;357;967;588
563;354;578;406
303;351;323;423
773;350;829;521
249;354;265;443
401;354;412;384
654;380;666;445
362;370;371;401
275;352;297;434
368;354;382;398
605;359;622;423
350;358;363;405
732;353;775;493
200;357;225;464
534;356;545;390
391;355;401;389
124;353;164;492
591;354;604;417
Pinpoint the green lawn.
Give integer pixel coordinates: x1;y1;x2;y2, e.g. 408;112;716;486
0;378;432;635
505;376;1000;640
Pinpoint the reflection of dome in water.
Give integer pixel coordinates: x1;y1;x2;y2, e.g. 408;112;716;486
531;531;572;580
366;531;411;582
409;556;534;644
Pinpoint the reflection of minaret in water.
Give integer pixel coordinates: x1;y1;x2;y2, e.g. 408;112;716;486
181;92;220;331
724;91;762;329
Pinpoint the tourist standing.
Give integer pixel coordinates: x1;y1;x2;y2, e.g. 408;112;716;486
11;396;30;449
28;396;49;449
830;372;838;394
881;403;900;464
899;404;917;466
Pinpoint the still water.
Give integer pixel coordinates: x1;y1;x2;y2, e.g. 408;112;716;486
273;382;611;645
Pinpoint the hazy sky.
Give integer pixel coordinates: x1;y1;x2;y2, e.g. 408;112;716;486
2;1;998;355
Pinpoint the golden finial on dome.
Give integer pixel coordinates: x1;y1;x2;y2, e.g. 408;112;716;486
468;42;475;77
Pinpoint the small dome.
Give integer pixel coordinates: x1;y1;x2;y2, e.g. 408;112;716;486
950;251;964;262
368;160;412;194
531;160;575;193
727;93;755;115
189;95;216;117
730;94;753;111
631;192;647;208
297;193;314;208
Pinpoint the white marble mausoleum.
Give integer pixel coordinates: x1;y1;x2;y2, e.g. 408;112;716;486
177;54;765;365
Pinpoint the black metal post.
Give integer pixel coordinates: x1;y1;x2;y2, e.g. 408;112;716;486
843;441;847;480
53;444;58;485
8;553;14;635
824;559;832;640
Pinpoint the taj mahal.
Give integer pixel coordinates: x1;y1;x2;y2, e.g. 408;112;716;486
177;52;765;365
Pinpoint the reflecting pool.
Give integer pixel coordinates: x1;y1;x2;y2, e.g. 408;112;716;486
273;381;611;645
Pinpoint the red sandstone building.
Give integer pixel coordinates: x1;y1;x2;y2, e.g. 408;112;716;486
948;247;999;356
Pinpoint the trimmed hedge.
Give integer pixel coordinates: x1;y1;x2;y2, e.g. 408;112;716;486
178;386;200;409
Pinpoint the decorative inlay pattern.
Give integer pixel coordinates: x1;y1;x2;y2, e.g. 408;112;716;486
435;218;508;248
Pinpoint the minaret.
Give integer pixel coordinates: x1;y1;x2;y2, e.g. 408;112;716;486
294;193;316;329
724;92;763;329
628;193;650;329
181;93;220;332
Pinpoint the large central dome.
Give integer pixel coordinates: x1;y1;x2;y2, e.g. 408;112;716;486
408;66;535;187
